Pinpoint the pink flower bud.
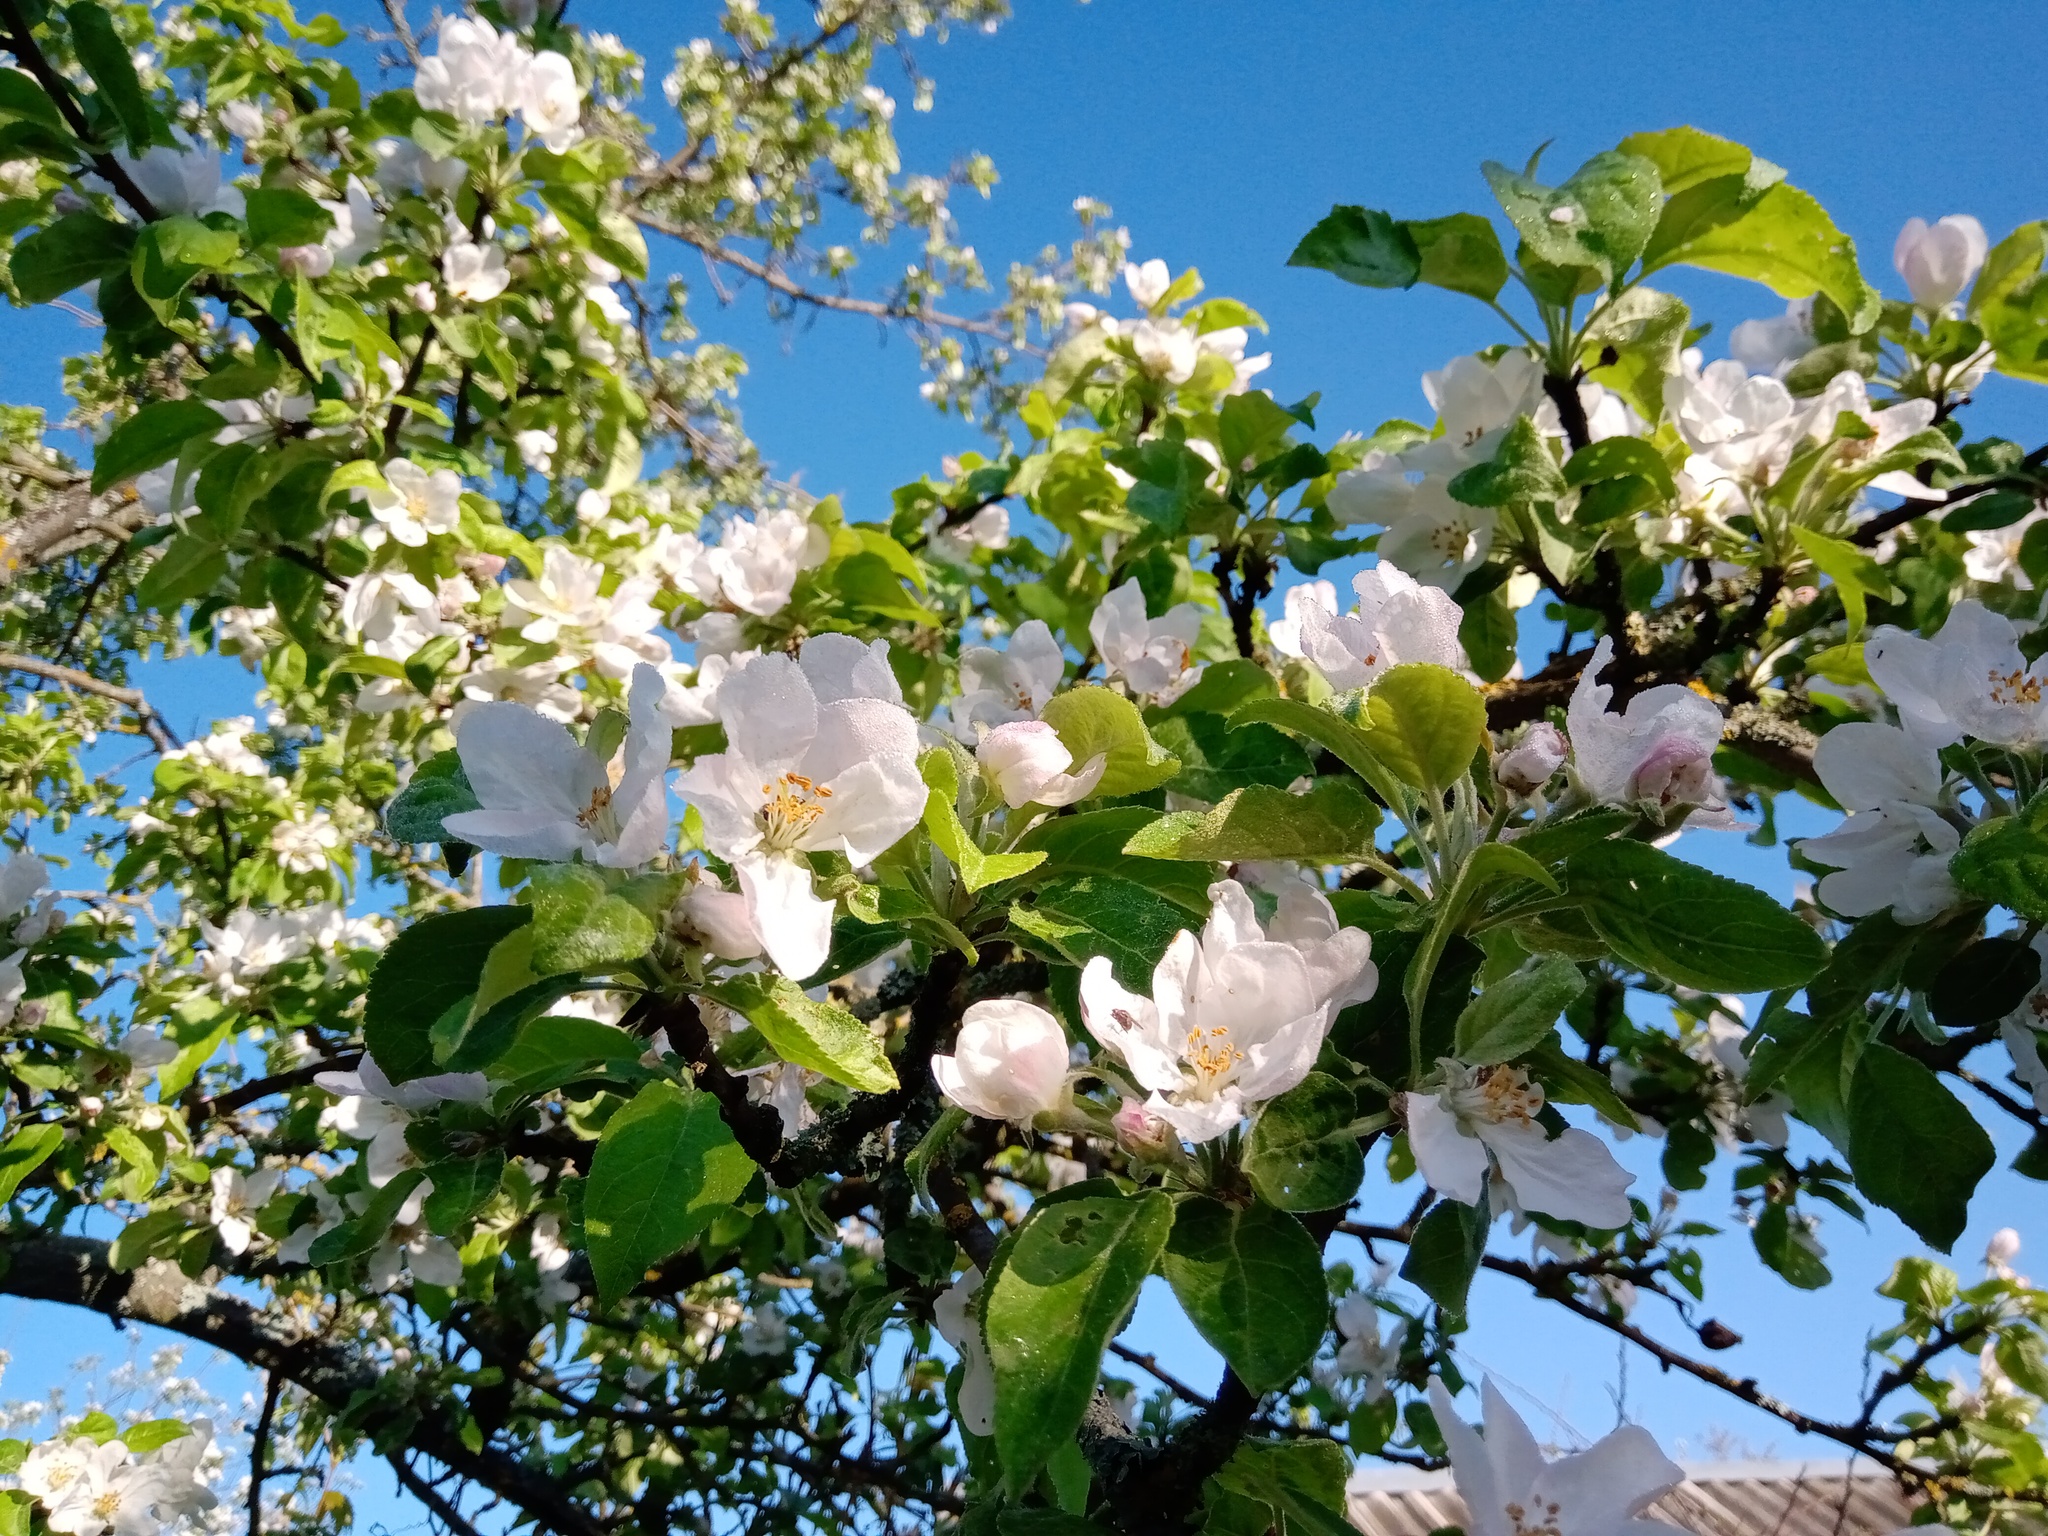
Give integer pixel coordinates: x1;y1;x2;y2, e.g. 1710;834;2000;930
1113;1098;1177;1160
1627;734;1717;810
931;1000;1069;1121
1494;722;1568;795
278;244;334;279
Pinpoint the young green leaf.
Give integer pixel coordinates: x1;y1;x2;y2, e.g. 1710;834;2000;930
1244;1073;1367;1212
984;1188;1173;1490
1040;687;1180;797
1161;1196;1328;1394
365;905;533;1083
707;973;898;1093
1454;958;1586;1066
1120;779;1380;863
584;1080;756;1304
1356;664;1488;791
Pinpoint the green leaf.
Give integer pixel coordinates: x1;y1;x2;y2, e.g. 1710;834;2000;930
12;212;136;304
1120;779;1380;864
1564;840;1828;990
1563;436;1676;501
585;1080;756;1304
1356;663;1488;791
488;1015;650;1096
1040;687;1180;798
116;1420;189;1454
1455;957;1586;1066
1484;151;1662;281
385;750;480;844
1581;287;1691;423
526;864;657;975
421;1153;505;1234
1286;206;1419;289
1973;223;2048;383
921;762;1046;890
705;972;897;1093
985;1188;1173;1489
65;3;154;152
366;905;533;1083
1211;1439;1356;1536
308;1169;426;1265
1641;178;1880;333
1151;713;1313;804
1928;936;2042;1029
93;399;227;493
0;69;71;133
1617;126;1762;195
135;531;227;610
1846;1045;1994;1251
1950;792;2048;923
0;1123;64;1203
441;972;593;1074
1009;875;1192;991
1402;213;1508;301
1447;415;1564;509
1161;1197;1327;1394
1228;695;1408;813
108;1210;185;1272
1243;1073;1365;1212
243;186;334;248
1400;1194;1489;1316
1011;808;1212;913
536;182;648;279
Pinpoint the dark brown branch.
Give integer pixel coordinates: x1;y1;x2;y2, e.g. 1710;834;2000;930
387;1453;488;1536
189;1055;360;1128
248;1372;282;1536
0;652;180;751
0;1234;608;1536
1851;443;2048;547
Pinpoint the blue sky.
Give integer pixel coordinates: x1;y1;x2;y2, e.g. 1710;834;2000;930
5;0;2046;1516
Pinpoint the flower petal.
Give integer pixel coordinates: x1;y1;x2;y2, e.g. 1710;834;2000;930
1405;1093;1489;1206
736;853;834;980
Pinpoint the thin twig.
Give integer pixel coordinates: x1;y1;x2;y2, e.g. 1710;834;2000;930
248;1372;282;1536
0;652;180;751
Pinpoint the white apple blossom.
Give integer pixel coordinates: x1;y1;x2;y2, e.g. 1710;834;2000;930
1196;324;1271;393
444;662;672;867
414;16;530;122
670;508;830;616
932;999;1071;1121
1080;878;1375;1143
1998;935;2048;1117
1327;458;1497;591
1800;723;1960;925
1728;297;1815;376
1867;599;2048;750
1566;636;1730;822
212;389;316;447
676;635;928;979
0;850;57;943
444;238;511;303
320;176;384;267
501;546;667;678
1129;318;1198;384
196;908;309;1000
40;1438;165;1536
737;1306;791;1356
518;50;584;151
0;953;26;1026
277;242;332;278
316;1056;489;1187
458;661;582;723
137;1422;216;1519
974;719;1106;809
1895;215;1989;312
948;619;1066;738
514;427;559;471
367;1179;464;1291
1269;563;1466;690
670;868;766;962
1090;580;1203;698
92;139;242;217
219;98;266;140
364;458;463;548
932;1266;996;1435
1332;1293;1405;1400
930;504;1011;564
206;1165;281;1255
270;810;342;873
1403;349;1545;470
1418;1377;1686;1536
374;136;467;196
1665;356;1805;496
167;716;268;777
1403;1059;1635;1228
1123;259;1171;311
530;1212;580;1308
742;1059;822;1137
1963;506;2048;588
1988;1226;2025;1281
1803;369;1940;499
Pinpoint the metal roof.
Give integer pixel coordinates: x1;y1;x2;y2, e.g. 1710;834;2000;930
1345;1459;1914;1536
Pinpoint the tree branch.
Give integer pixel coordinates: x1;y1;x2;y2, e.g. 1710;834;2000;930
0;652;180;751
0;1234;608;1536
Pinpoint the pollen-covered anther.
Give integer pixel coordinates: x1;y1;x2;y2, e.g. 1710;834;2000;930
759;771;833;846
